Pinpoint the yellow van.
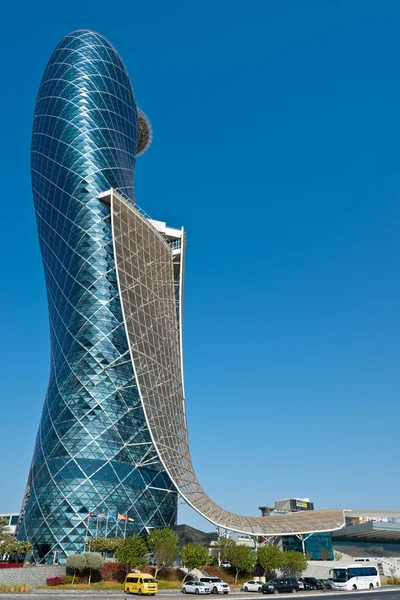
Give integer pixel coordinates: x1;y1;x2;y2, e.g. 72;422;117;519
124;573;158;595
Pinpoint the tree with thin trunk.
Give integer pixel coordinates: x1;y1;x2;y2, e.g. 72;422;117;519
229;545;255;584
147;528;179;579
181;543;210;582
214;537;236;567
84;552;104;586
280;550;307;578
257;544;284;579
0;519;12;543
66;553;86;584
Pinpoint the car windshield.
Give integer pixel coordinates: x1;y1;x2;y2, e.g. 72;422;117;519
195;583;204;586
144;579;155;583
207;579;221;582
332;569;348;582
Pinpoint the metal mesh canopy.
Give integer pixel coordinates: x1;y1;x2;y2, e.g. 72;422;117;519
136;110;153;156
105;189;345;537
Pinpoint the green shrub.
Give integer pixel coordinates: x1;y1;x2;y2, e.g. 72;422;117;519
135;565;186;582
100;562;124;582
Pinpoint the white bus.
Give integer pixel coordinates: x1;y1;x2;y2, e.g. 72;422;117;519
331;564;380;590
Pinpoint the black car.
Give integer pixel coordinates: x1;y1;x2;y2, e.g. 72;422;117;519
262;578;300;594
298;579;313;591
320;579;334;590
301;578;324;590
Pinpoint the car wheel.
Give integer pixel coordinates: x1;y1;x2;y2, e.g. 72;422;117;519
369;584;373;590
292;589;297;594
182;589;186;594
244;587;249;593
352;585;357;591
138;591;142;596
196;590;200;595
213;588;218;594
273;590;280;594
258;588;262;593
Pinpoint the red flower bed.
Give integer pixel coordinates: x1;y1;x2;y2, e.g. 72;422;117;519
46;576;68;586
0;563;24;569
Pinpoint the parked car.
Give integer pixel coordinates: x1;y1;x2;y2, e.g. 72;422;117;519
124;573;158;595
320;579;334;590
297;580;305;590
221;562;231;569
199;577;230;594
243;581;265;593
301;578;324;590
262;578;300;594
182;582;211;595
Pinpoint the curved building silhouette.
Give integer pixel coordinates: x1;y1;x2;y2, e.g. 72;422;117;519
18;30;344;562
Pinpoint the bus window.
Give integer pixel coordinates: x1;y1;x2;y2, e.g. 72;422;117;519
332;569;348;582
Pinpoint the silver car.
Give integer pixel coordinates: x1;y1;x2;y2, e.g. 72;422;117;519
182;581;211;595
243;581;264;593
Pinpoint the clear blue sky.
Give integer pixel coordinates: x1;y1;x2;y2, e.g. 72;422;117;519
1;0;400;531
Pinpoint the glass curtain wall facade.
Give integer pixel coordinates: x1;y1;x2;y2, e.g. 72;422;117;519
282;534;334;560
17;30;177;563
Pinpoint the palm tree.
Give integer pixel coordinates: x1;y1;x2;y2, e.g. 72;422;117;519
0;519;12;542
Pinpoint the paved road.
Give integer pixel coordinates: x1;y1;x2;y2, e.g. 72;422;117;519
1;588;400;600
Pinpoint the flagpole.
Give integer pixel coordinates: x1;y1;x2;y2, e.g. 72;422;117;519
84;514;91;553
124;516;128;540
105;516;108;538
95;516;99;539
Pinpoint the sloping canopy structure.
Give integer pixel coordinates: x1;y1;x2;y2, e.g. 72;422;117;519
102;188;346;537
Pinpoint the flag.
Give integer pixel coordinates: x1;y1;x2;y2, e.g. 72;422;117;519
107;513;116;520
127;517;134;522
88;512;94;517
97;513;105;518
118;513;127;521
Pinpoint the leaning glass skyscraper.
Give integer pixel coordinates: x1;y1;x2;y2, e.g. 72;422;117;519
17;30;177;562
19;29;345;563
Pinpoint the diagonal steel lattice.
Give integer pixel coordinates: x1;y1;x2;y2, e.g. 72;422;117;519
18;29;345;562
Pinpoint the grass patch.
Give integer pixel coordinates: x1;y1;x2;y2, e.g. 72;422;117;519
39;580;182;591
157;581;181;589
39;582;124;590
